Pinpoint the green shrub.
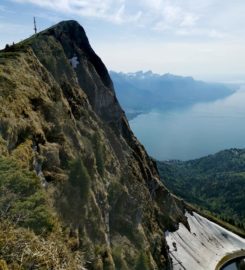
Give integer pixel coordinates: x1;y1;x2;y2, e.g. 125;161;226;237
0;157;55;234
112;246;129;270
58;158;91;225
135;252;149;270
69;158;91;202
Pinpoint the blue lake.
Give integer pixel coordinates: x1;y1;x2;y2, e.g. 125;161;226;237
129;86;245;161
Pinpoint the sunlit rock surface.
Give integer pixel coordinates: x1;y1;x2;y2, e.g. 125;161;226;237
166;212;245;270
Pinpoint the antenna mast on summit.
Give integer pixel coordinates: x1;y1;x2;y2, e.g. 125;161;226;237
34;17;37;34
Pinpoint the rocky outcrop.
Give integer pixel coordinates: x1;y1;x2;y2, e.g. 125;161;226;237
0;20;186;269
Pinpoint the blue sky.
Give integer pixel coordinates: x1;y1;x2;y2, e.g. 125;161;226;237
1;0;245;82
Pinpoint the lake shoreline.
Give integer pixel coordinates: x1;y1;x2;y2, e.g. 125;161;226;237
129;86;245;160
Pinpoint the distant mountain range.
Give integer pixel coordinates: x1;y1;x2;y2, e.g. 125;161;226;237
110;71;237;119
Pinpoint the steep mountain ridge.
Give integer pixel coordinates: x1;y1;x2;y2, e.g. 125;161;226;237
0;20;186;269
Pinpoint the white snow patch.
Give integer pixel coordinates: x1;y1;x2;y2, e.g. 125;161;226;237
165;212;245;270
69;55;79;69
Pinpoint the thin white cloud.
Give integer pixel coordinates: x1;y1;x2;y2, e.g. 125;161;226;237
13;0;141;24
208;29;227;39
142;0;200;30
180;14;199;27
34;12;63;24
175;28;230;40
11;0;200;28
10;0;245;41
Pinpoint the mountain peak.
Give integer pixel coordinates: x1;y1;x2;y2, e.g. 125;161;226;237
39;19;88;50
43;20;83;33
54;19;80;26
34;20;113;90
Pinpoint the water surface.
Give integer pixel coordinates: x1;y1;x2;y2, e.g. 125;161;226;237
129;86;245;160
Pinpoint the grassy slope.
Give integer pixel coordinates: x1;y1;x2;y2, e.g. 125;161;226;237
0;41;88;269
0;151;84;269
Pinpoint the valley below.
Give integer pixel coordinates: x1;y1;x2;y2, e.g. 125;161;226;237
157;148;245;231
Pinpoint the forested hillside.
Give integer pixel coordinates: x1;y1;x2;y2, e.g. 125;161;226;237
157;149;245;230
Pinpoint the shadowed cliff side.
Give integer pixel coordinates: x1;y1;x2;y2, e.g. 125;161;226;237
0;20;186;269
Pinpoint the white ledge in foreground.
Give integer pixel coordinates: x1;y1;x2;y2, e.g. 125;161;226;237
166;211;245;270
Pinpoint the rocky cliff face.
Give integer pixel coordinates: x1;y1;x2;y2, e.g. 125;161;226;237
0;20;186;269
